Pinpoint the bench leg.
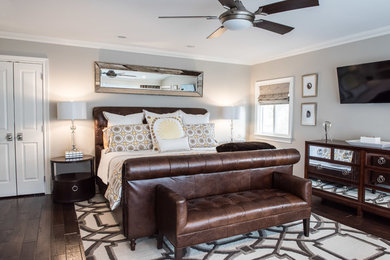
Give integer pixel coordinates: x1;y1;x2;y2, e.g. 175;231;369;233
303;218;310;237
157;231;163;249
174;247;185;260
130;238;136;251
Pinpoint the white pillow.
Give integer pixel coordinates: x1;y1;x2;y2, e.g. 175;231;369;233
158;136;190;152
148;116;185;151
103;111;144;127
179;110;210;124
144;109;180;124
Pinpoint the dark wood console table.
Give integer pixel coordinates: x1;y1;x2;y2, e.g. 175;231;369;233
305;140;390;218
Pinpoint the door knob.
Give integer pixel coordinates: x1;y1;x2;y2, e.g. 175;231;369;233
17;133;23;141
6;133;13;141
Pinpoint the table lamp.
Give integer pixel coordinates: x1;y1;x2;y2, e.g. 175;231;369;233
222;106;240;142
57;101;87;157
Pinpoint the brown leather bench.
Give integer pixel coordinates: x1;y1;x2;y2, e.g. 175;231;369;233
156;171;311;260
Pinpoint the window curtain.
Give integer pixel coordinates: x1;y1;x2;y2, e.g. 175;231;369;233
258;83;290;104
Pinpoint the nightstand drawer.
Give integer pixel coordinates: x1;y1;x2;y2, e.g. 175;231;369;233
53;173;95;203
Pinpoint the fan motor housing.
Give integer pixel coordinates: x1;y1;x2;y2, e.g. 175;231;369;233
219;10;255;30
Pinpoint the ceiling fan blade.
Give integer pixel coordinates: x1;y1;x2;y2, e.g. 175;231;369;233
255;0;319;15
207;26;227;39
253;19;294;35
218;0;237;9
159;15;218;19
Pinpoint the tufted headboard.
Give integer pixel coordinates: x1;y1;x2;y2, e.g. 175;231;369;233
93;106;208;167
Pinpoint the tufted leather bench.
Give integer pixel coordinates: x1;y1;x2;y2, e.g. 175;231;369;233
156;171;311;260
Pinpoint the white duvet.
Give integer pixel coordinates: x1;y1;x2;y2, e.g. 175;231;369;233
97;148;216;210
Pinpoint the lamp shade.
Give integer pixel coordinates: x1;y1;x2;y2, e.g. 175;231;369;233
57;101;87;120
222;106;240;120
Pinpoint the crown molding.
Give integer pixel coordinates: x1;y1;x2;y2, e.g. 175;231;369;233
251;25;390;65
0;31;248;65
1;25;390;66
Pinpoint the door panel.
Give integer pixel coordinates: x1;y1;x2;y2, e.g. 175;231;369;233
0;61;16;197
14;63;45;195
22;142;39;180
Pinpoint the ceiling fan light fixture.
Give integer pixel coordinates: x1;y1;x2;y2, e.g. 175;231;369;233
223;18;252;30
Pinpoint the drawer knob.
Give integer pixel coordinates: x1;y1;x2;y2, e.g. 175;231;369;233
377;175;385;183
342;169;350;176
378;157;386;165
316;164;323;170
72;185;79;192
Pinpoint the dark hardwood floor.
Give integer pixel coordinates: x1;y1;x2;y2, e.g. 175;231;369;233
0;194;389;260
312;195;390;241
0;194;84;260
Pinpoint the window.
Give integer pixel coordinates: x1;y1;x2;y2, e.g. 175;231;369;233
254;77;294;143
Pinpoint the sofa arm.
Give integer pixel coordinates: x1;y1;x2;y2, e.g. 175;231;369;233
156;185;187;234
272;172;312;205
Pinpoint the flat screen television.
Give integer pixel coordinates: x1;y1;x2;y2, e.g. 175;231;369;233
337;60;390;103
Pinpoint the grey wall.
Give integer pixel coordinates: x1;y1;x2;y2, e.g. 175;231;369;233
0;38;250;160
250;34;390;177
2;33;390;181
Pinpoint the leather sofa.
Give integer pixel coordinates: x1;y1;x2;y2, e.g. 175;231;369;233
156;170;311;259
119;148;309;252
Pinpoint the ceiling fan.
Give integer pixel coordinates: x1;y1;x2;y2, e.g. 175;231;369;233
159;0;319;39
102;70;136;78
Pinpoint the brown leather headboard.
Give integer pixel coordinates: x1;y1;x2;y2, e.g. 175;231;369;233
93;106;208;167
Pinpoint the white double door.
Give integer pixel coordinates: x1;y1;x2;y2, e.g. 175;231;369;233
0;61;45;196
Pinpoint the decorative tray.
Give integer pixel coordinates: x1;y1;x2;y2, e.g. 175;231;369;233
346;140;390;149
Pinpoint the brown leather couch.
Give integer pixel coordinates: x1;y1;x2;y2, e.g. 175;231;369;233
119;148;309;252
156;171;311;259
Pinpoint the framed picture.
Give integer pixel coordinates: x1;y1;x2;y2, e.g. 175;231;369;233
301;103;317;126
302;73;318;97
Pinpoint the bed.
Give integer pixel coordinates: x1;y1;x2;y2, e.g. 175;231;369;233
93;106;300;251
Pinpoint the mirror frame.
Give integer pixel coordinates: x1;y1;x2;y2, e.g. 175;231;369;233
94;62;203;97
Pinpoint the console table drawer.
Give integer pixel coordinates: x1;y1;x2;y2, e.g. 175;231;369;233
308;160;359;181
367;153;390;169
367;170;390;189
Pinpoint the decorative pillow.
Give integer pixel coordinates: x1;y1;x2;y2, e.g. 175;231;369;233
148;116;185;151
184;123;218;148
143;110;180;124
103;111;144;127
158;136;190;152
102;127;110;149
107;124;153;153
179;110;210;125
216;141;276;153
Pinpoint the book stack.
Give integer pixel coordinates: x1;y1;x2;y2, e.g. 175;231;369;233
65;151;83;159
360;136;381;144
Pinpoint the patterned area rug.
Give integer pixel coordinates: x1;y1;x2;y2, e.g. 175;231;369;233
75;195;390;260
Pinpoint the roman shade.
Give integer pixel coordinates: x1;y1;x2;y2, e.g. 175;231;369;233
258;83;290;104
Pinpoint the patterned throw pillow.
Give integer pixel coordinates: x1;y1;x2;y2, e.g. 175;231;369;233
107;124;153;153
184;123;218;148
102;127;111;149
148;116;185;151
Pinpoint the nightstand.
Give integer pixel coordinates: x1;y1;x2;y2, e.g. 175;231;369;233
51;155;95;203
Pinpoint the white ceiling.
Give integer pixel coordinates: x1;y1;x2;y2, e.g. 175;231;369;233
1;0;390;65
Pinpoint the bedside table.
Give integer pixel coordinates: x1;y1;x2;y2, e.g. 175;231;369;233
51;155;95;203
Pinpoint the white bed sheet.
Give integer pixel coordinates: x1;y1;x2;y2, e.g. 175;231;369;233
97;148;216;184
97;148;216;210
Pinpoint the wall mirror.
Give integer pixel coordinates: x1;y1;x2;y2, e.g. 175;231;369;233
94;62;203;97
